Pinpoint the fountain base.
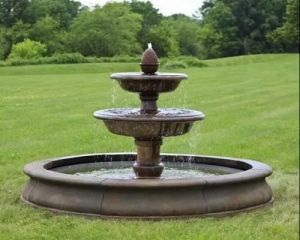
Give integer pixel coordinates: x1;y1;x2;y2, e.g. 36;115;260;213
133;162;164;178
21;153;273;219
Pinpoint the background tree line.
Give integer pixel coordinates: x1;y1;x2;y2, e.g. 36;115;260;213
0;0;298;61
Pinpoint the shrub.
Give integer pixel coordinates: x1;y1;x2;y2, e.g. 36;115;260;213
175;56;206;67
7;58;50;66
52;53;88;64
2;54;207;68
8;39;47;60
6;53;90;66
110;55;140;63
2;54;142;67
86;55;140;63
164;61;188;69
7;58;34;66
162;56;206;69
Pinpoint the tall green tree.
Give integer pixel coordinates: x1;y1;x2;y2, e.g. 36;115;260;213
0;21;30;59
22;0;81;29
199;0;288;55
268;0;299;51
30;16;64;55
198;1;240;58
145;20;180;57
167;15;202;57
9;20;31;44
0;28;10;59
130;0;162;47
0;0;29;27
67;3;142;57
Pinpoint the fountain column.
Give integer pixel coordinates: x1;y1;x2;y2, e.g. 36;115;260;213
133;138;163;178
134;88;163;178
139;93;158;114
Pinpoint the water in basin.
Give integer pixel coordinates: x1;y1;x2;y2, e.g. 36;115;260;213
94;108;204;121
74;167;218;179
54;161;242;180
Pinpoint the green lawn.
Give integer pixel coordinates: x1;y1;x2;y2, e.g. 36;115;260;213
0;54;298;240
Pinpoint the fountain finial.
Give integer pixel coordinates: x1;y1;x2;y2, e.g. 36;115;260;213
140;43;159;74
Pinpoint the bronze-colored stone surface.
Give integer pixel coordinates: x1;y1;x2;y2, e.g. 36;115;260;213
140;44;159;74
21;153;273;218
111;73;186;93
94;107;204;178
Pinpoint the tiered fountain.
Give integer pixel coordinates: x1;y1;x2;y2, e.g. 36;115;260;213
21;44;273;218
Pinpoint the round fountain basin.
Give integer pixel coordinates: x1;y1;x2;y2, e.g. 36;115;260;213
94;108;204;138
21;153;273;218
110;72;187;93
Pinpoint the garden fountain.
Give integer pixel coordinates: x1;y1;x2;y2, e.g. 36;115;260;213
21;44;273;218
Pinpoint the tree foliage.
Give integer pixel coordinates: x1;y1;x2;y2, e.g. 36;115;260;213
167;15;202;57
198;1;240;58
0;28;11;59
0;0;29;27
0;21;31;59
67;3;142;57
198;0;290;58
268;0;299;51
145;20;180;57
22;0;81;29
130;0;162;47
30;16;63;54
0;0;298;60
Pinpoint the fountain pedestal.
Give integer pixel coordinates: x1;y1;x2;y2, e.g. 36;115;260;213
134;138;163;178
140;93;159;114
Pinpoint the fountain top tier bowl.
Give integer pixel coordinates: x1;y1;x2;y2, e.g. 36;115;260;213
111;72;187;93
111;43;186;96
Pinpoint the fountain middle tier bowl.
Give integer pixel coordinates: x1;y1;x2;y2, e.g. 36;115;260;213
110;72;187;93
94;108;205;138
